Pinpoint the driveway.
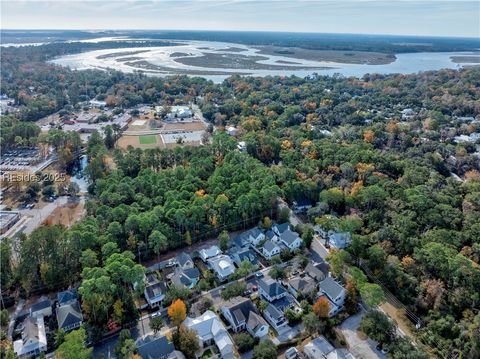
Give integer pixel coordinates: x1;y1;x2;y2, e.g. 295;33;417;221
339;311;384;359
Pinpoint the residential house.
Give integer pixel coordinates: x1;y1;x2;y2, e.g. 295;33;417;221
229;247;258;267
136;335;177;359
272;223;290;237
263;304;287;331
13;316;47;358
319;277;346;307
292;199;313;213
304;336;356;359
183;310;234;359
144;281;167;308
261;240;281;260
264;230;279;243
305;261;328;282
235;228;265;247
57;289;77;306
199;245;222;262
207;255;235;282
258;278;287;303
288;276;317;299
171;267;200;289
279;229;303;251
328;232;351;249
176;252;194;270
57;301;83;332
29;298;52;318
285;347;300;359
221;297;269;338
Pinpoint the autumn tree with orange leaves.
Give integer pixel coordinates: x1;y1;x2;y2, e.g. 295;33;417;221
313;296;330;318
168;299;187;328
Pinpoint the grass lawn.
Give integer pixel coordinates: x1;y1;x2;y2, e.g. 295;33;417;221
139;135;157;144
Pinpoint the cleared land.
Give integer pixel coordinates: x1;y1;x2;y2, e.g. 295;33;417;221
255;46;396;64
139;134;157;144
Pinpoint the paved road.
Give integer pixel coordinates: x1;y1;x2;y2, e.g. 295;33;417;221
339;309;385;359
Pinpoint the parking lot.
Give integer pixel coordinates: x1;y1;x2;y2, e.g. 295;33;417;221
0;147;52;172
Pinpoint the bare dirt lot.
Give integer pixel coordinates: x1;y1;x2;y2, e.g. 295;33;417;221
45;199;85;227
163;121;206;131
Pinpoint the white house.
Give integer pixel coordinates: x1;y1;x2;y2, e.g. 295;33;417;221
328;232;352;249
279;229;303;251
272;223;290;237
183;310;235;359
56;301;83;332
221;297;269;338
176;252;194;270
261;240;281;260
258;278;287;303
199;245;222;262
238;227;265;247
319;277;346;307
144;281;167;308
263;304;287;331
14;317;47;358
29;298;52;318
207;255;235;282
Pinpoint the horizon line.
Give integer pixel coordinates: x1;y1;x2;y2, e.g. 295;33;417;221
1;28;479;40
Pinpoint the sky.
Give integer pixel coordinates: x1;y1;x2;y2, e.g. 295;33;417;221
1;0;479;38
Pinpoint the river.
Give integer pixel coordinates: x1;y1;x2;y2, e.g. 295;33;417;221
50;39;479;83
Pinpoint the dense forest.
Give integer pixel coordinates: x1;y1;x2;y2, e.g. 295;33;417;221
1;39;480;358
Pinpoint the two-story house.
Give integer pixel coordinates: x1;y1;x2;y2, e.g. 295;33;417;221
319;277;346;307
13;316;47;358
145;281;167;308
261;240;281;260
263;304;287;331
279;229;303;251
176;252;194;270
221;297;269;338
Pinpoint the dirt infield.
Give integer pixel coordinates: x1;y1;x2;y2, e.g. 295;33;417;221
163;121;206;131
117;134;165;149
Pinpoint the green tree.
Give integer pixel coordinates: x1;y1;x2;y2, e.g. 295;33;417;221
219;230;229;252
176;326;200;359
360;283;386;308
303;312;324;335
360;310;396;344
55;327;92;359
253;339;277;359
301;224;314;248
235;332;256;353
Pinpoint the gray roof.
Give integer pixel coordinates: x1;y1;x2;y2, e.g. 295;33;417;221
262;240;278;252
304;336;335;358
259;278;286;298
246;227;264;238
265;304;283;320
247;311;267;332
22;317;39;342
57;302;83;329
145;282;167;300
57;289;77;306
274;223;290;234
290;276;317;294
137;335;175;359
320;277;345;300
235;248;258;265
172;267;200;288
305;262;327;281
223;297;258;327
176;252;192;267
280;229;300;245
30;299;52;313
264;230;277;241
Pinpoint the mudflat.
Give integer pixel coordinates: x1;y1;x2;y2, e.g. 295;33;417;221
255;45;396;65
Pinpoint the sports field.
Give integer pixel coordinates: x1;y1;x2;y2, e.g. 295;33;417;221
139;135;157;144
